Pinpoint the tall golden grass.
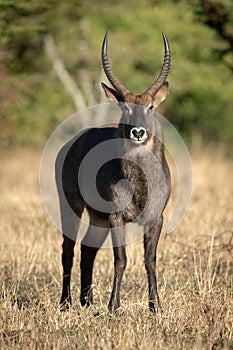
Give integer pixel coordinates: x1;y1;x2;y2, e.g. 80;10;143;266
0;149;232;349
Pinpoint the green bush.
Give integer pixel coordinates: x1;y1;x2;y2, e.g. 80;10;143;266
0;0;232;148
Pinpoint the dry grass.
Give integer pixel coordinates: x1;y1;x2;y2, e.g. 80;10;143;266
0;148;232;350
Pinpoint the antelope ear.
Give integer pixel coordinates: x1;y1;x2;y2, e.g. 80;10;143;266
101;82;122;103
153;82;169;108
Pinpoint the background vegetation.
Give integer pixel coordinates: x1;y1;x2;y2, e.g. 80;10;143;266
0;0;233;148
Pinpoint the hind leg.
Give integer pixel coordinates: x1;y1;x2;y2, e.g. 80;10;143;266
80;214;109;307
60;235;76;307
59;197;84;309
55;144;85;309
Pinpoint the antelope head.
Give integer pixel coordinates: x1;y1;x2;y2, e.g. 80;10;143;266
101;31;171;145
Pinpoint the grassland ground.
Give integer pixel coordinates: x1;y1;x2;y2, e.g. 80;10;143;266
0;148;232;349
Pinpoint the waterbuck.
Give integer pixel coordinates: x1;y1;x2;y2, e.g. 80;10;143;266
57;31;171;313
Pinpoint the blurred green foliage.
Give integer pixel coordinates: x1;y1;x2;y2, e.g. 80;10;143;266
0;0;232;148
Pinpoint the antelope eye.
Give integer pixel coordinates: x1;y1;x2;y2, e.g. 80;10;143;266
148;104;154;111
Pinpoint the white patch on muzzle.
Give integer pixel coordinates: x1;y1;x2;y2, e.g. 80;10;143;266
130;127;148;144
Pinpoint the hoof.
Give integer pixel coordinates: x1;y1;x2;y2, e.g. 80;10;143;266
108;302;120;314
80;295;92;308
60;296;71;311
149;300;162;313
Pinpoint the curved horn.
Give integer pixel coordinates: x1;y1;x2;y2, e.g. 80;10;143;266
101;31;130;96
146;31;171;96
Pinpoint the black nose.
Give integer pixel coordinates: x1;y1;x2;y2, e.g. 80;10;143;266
132;128;145;139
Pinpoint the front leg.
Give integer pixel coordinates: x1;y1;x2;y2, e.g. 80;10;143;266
144;216;163;312
108;216;127;313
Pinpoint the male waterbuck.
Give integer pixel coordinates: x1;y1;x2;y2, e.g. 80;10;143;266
57;31;171;313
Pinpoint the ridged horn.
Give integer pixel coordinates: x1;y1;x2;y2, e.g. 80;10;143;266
146;31;171;96
102;31;130;96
